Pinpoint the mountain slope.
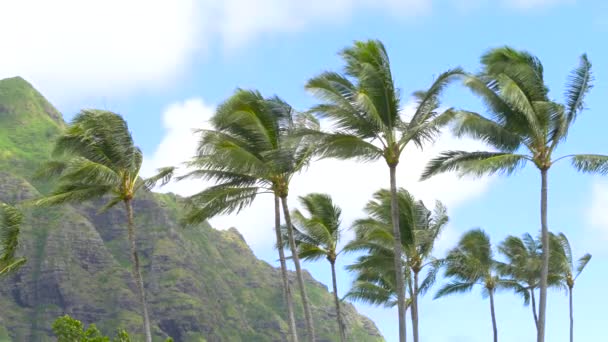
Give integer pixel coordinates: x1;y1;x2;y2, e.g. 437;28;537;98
0;77;384;342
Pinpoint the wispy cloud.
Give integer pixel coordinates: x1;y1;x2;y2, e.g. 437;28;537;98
0;0;201;103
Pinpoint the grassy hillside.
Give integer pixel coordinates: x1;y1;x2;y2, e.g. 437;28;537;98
0;77;384;342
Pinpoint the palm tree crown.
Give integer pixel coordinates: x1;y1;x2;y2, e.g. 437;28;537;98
552;233;591;290
497;233;563;329
181;90;318;223
306;40;460;166
35;110;173;208
289;193;342;263
422;47;598;181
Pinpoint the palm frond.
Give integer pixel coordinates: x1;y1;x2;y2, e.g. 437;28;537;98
556;232;573;268
181;186;263;225
421;151;528;180
575;254;591;279
408;68;464;128
452;111;522;151
400;108;457;150
140;166;176;191
53;158;121;187
35;184;114;206
495;279;530;305
340;40;400;130
565;54;593;124
98;196;124;214
314;133;384;162
0;257;27;276
0;203;26;276
418;259;443;296
434;281;475;299
306;72;380;139
345;281;398;308
33;160;69;180
571;154;608;174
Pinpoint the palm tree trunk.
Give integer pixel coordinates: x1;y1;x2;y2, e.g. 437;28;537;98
274;195;299;342
281;195;316;342
389;164;407;342
407;274;413;341
330;261;346;342
124;200;152;342
531;288;538;330
489;288;498;342
537;168;549;342
569;286;573;342
412;270;419;342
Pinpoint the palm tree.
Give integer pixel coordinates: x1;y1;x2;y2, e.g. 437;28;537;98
0;203;27;277
497;233;564;331
35;110;174;342
346;252;403;308
306;39;461;342
179;90;318;342
552;233;591;342
345;188;446;342
345;251;413;317
421;47;605;342
435;229;526;342
497;233;542;328
287;193;346;341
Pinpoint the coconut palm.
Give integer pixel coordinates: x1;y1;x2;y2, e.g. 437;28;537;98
34;110;174;342
497;233;542;328
435;229;526;342
421;47;605;342
0;203;26;277
305;39;461;342
497;233;564;330
345;252;403;309
345;188;446;342
179;89;318;342
286;193;346;341
552;233;591;342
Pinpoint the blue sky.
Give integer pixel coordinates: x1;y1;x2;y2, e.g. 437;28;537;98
2;1;608;341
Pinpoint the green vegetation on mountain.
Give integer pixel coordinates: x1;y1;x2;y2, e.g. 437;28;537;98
0;77;384;342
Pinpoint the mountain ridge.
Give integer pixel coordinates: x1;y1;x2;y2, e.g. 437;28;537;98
0;77;384;342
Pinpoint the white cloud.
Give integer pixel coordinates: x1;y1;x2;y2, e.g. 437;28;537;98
212;0;431;49
1;0;576;103
144;98;493;250
0;0;201;102
0;0;431;103
587;180;608;243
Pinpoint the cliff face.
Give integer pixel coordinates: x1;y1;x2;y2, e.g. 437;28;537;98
0;77;384;342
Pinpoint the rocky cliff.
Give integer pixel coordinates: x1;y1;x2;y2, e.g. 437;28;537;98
0;77;384;342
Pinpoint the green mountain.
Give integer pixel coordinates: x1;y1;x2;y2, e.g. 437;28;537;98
0;77;384;342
